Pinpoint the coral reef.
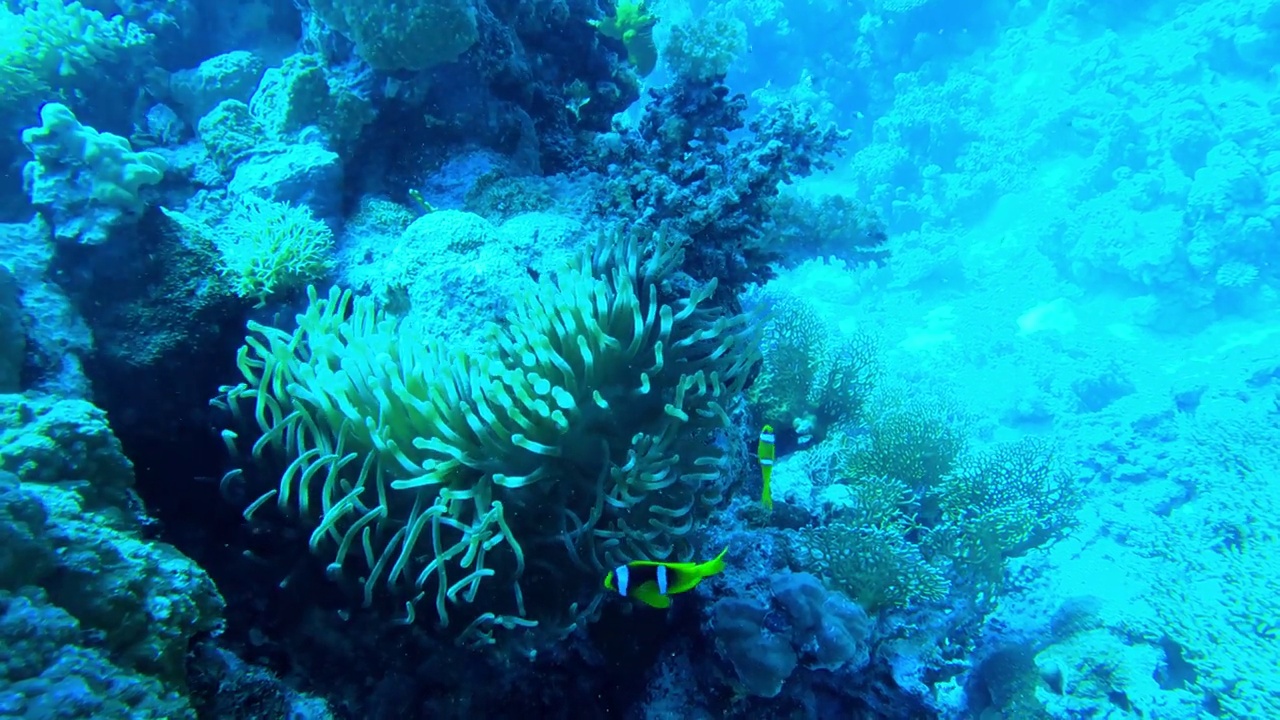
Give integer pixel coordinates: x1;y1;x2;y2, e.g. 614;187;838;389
0;395;223;719
2;0;1270;717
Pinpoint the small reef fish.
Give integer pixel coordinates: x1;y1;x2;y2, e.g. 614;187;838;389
587;0;659;76
758;424;775;510
604;548;729;609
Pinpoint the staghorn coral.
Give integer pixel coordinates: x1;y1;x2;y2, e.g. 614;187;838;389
216;231;760;647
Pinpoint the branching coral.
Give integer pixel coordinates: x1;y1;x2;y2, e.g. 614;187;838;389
748;292;879;449
216;231;761;647
592;78;852;295
843;393;969;491
214;197;336;305
797;520;951;612
161;196;335;306
766;192;890;268
792;397;1078;612
934;438;1081;584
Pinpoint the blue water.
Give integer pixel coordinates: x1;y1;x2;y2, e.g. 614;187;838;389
0;0;1276;718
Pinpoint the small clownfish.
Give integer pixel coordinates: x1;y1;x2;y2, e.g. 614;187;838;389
604;547;729;609
758;424;776;510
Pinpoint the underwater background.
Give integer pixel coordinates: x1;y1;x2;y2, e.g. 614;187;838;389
0;0;1277;718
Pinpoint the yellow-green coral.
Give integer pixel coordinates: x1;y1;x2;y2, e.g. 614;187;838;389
842;393;969;490
590;0;660;76
797;520;950;612
218;197;336;305
794;466;950;613
793;397;1078;612
938;438;1078;558
217;231;761;646
748;292;879;447
162;196;335;306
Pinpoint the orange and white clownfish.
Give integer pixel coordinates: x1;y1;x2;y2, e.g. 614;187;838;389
603;547;729;609
758;424;776;510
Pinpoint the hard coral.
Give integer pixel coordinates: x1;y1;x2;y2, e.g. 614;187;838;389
749;292;879;450
307;0;478;72
662;13;748;83
159;196;336;307
790;398;1079;613
937;438;1080;582
22;103;166;245
594;79;852;297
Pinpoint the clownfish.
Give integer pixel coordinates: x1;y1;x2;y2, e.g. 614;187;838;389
758;424;775;510
604;547;729;609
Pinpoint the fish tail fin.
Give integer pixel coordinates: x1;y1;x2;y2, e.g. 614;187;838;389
761;466;773;510
701;546;729;578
